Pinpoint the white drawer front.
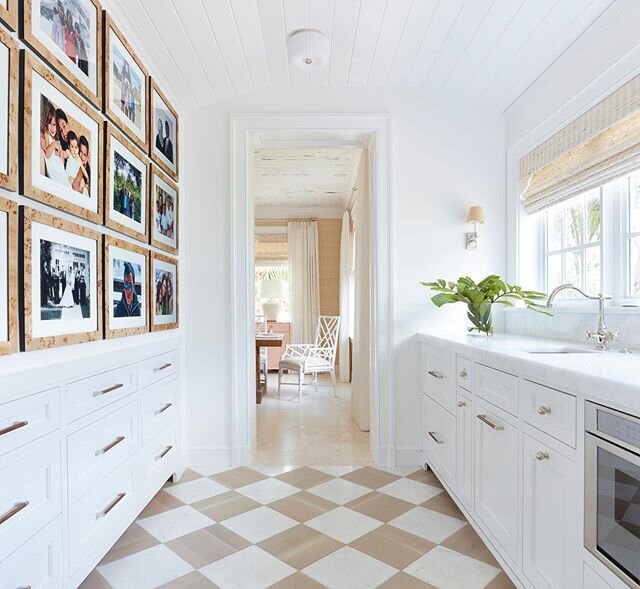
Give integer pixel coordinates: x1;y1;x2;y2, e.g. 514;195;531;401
422;346;456;414
69;458;136;574
422;395;456;489
0;438;62;562
475;364;518;416
521;380;577;447
456;356;473;392
140;378;178;445
140;350;179;389
67;401;138;505
139;427;178;492
0;388;61;457
0;517;63;589
65;364;137;423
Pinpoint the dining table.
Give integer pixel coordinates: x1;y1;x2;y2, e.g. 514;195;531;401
255;332;284;404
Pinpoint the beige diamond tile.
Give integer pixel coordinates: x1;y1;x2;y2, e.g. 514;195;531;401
275;467;333;490
164;469;202;487
350;524;435;569
269;491;338;523
441;525;500;567
378;572;437;589
341;467;400;489
99;523;159;565
485;572;517;588
156;571;220;588
345;492;414;523
78;570;112;589
259;524;342;569
192;491;261;522
138;490;186;519
422;491;466;520
268;572;328;588
406;469;444;488
166;524;251;568
211;467;268;489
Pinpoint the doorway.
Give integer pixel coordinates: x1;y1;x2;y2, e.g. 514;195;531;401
230;114;394;468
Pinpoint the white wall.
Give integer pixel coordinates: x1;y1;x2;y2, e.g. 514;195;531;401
182;85;506;464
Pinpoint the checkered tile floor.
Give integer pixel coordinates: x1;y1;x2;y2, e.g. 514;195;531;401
80;466;515;589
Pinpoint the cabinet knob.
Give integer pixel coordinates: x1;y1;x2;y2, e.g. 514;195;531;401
536;405;551;415
459;369;467;378
457;400;466;407
535;451;550;461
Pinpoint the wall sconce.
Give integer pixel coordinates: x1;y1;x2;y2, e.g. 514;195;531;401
465;206;485;250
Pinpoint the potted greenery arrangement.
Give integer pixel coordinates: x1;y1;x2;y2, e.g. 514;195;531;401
421;275;551;337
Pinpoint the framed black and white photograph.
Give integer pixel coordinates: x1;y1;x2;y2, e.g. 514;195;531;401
0;197;17;355
21;52;102;223
0;28;17;192
22;207;102;350
104;14;148;152
150;78;178;180
105;122;149;242
22;0;102;107
150;251;177;331
104;235;148;338
150;164;178;254
0;0;17;30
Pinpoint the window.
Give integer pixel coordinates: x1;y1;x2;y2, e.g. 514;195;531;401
541;169;640;305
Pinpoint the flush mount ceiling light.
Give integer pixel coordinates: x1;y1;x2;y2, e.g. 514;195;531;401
287;29;330;71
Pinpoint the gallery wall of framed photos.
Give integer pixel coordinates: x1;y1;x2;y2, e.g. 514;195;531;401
0;0;180;356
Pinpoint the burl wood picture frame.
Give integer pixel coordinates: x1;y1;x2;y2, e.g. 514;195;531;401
0;0;17;30
104;121;150;243
21;0;103;108
0;28;18;192
21;206;103;351
150;163;178;255
149;77;178;181
0;197;18;355
103;12;149;153
150;251;178;332
20;51;103;223
104;234;149;339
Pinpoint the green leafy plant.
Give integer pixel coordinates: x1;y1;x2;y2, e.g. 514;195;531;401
420;275;551;336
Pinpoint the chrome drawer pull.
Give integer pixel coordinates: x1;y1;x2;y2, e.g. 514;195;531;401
0;420;29;437
17;585;32;589
95;436;125;456
156;445;173;461
427;370;444;380
155;402;173;416
457;400;466;407
154;362;173;373
94;383;124;397
459;369;467;378
0;501;29;526
96;493;126;519
536;405;551;415
535;451;550;461
477;414;504;431
428;431;443;444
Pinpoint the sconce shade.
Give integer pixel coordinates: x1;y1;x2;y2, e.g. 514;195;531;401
466;206;486;224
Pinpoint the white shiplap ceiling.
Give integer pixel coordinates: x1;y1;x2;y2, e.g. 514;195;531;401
104;0;616;113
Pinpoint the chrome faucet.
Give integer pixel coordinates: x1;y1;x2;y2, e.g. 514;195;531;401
546;284;619;351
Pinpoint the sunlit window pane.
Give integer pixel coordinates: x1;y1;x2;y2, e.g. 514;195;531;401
630;173;640;233
565;201;584;247
586;247;601;294
630;237;640;296
547;207;563;251
586;195;601;243
547;254;562;291
565;251;583;294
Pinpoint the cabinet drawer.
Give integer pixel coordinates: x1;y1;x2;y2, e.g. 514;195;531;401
140;350;179;389
475;364;518;416
0;388;61;457
0;438;62;562
65;364;137;422
0;517;63;589
456;390;473;509
140;378;178;445
67;401;138;505
456;357;473;392
422;395;456;489
422;346;456;414
521;380;576;448
69;458;136;574
139;427;178;492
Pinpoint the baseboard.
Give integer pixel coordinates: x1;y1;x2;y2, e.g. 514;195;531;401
395;447;422;467
374;445;396;468
232;444;251;466
188;447;232;473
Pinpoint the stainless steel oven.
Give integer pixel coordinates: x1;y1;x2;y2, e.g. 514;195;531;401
585;401;640;588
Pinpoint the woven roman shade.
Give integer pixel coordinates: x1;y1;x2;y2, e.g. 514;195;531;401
521;74;640;213
255;233;288;264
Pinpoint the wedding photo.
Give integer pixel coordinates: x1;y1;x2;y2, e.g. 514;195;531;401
151;167;178;253
151;80;178;178
151;252;177;331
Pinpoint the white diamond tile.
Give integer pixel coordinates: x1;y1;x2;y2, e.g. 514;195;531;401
306;506;382;544
378;478;443;505
312;466;358;477
164;477;230;504
137;505;215;542
236;478;299;504
389;506;467;544
221;506;297;543
307;477;370;505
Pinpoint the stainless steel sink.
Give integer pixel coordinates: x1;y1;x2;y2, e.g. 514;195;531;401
518;346;598;354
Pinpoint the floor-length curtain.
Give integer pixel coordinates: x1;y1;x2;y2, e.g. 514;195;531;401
338;211;352;382
287;220;320;343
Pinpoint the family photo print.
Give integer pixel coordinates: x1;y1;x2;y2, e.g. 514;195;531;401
151;79;178;179
151;165;178;254
151;252;177;331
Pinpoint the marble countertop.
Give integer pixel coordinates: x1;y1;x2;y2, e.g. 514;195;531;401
418;333;640;414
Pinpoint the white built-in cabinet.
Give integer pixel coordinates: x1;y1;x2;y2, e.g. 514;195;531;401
421;342;582;589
